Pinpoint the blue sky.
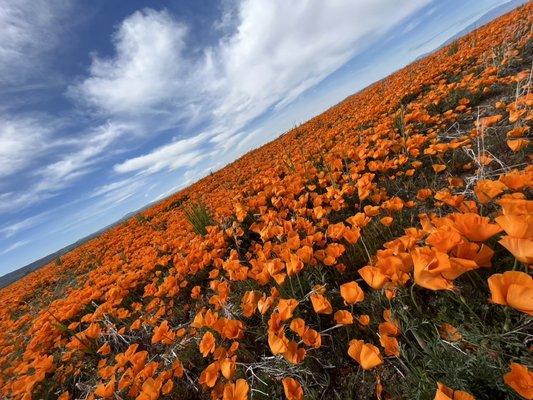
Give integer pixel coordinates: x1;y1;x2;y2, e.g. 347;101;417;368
0;0;523;276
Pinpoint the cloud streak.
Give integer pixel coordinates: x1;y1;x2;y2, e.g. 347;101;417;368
0;0;72;86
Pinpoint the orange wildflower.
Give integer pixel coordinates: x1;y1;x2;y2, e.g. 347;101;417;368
223;379;250;400
358;265;389;289
340;281;364;305
434;382;475;400
504;363;533;399
310;293;332;314
277;298;299;321
334;310;354;325
289;317;307;336
358;314;371;326
199;361;220;388
282;377;304;400
411;247;454;291
474;179;507;204
487;271;533;315
95;376;115;398
283;341;306;364
445;213;502;242
136;377;161;400
199;331;216;357
507;138;529;152
499;236;533;264
347;339;383;370
432;164;447;173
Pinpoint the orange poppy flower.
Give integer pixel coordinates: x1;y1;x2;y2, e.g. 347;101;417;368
241;291;261;317
283;341;306;364
199;361;220;388
223;379;250;400
507;138;529;152
499;196;533;215
220;357;236;380
161;379;173;395
477;114;502;127
380;216;393;226
426;229;463;253
282;377;304;400
506;126;529;138
151;320;175;345
348;339;383;370
411;247;454;291
289;318;306;336
499;171;533;191
334;310;354;325
97;342;111;356
310;293;333;314
287;253;304;276
358;314;371;326
358;266;389;289
340;281;364;305
173;359;184;378
136;377;161;400
220;319;245;340
258;294;275;315
94;376;115;399
503;363;533;399
432;164;447;173
487;271;533;315
191;285;201;299
434;382;475;400
379;334;400;357
499;236;533;264
301;328;322;349
474;179;507;204
446;213;502;242
268;331;289;355
417;188;433;200
343;227;361;244
278;298;299;321
495;214;532;239
199;331;216;357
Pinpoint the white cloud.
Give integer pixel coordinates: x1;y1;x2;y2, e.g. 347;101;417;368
0;239;30;255
0;211;51;238
35;122;130;191
0;115;54;178
71;9;193;115
0;0;71;86
88;1;428;177
113;133;208;174
0;122;133;214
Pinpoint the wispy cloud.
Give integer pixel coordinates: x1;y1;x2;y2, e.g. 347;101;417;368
0;211;51;238
0;0;72;87
0;239;30;255
0;115;53;178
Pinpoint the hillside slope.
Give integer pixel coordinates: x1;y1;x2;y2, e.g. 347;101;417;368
0;4;531;400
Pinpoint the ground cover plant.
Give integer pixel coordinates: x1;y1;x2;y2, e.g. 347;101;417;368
0;4;532;399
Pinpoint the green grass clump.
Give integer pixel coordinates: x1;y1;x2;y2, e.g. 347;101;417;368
183;201;215;236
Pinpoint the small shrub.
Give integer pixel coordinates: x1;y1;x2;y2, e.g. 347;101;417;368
183;201;215;236
447;41;459;56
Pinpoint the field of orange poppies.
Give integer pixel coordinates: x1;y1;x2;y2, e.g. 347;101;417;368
1;4;532;400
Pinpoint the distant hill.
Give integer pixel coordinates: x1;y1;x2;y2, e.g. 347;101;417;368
416;0;527;61
443;0;527;46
